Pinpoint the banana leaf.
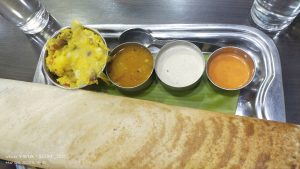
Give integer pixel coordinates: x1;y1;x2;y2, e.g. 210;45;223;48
100;72;239;114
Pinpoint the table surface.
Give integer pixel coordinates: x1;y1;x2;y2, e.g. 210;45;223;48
0;0;299;126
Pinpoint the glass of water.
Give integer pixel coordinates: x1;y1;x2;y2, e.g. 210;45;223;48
251;0;300;31
0;0;49;34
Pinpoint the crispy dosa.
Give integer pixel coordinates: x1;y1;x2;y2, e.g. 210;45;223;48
0;78;299;169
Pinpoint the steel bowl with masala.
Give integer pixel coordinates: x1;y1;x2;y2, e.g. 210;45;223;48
42;21;109;89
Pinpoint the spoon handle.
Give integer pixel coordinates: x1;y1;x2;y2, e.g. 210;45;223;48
152;39;173;47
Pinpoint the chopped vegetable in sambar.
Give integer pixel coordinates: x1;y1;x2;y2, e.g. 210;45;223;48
46;20;109;88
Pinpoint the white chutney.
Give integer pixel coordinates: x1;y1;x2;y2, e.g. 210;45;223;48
155;41;205;88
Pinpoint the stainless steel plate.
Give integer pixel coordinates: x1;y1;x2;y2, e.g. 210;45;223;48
33;24;285;121
26;24;285;169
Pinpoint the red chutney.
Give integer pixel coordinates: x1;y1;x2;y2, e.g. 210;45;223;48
208;53;252;89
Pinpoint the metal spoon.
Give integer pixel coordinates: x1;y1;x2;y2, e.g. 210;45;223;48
119;28;170;48
118;28;220;53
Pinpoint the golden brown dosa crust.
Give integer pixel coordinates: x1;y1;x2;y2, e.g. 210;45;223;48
0;78;299;169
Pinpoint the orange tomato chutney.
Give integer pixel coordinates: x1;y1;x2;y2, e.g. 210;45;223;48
207;52;252;89
107;44;153;87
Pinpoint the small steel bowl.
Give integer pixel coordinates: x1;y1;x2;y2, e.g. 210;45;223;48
155;40;206;91
106;42;154;92
206;46;256;90
41;26;108;89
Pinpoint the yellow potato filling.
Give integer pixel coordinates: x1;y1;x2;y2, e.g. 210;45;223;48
46;21;109;88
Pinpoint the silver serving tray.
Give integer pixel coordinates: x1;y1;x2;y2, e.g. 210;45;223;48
17;24;284;169
33;24;285;121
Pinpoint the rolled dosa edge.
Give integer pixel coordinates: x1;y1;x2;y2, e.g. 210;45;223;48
0;78;299;169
